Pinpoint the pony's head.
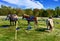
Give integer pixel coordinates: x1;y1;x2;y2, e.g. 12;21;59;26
49;16;52;19
22;14;24;19
5;14;11;20
22;14;29;19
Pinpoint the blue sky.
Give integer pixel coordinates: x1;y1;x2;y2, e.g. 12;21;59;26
0;0;60;9
37;0;60;9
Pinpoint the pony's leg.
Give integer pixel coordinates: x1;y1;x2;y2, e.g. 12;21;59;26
13;21;14;25
10;21;11;26
34;20;38;29
26;21;31;30
11;21;13;26
49;25;53;31
28;21;30;25
47;25;49;30
15;21;16;26
11;21;13;25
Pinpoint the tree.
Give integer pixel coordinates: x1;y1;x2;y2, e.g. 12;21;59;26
42;10;48;17
55;6;60;17
39;9;45;17
46;9;54;17
33;8;39;17
24;9;33;16
16;8;25;16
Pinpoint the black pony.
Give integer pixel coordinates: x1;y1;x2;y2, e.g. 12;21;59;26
6;14;18;26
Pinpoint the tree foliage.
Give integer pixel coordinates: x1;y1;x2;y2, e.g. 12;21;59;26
0;5;60;17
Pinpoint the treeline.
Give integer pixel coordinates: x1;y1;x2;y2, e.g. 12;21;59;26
0;5;60;17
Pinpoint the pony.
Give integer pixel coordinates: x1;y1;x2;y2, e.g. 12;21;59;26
46;17;54;31
6;14;18;26
22;14;38;30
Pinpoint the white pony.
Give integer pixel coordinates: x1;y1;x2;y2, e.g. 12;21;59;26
46;17;54;31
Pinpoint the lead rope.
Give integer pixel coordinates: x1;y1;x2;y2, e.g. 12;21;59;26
15;21;18;41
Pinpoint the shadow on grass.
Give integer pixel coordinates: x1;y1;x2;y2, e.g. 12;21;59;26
35;27;49;32
0;25;10;28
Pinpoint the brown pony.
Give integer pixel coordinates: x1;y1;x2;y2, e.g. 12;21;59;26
22;14;38;30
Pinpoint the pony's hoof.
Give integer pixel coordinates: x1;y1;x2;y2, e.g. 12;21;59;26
16;27;20;30
26;27;32;30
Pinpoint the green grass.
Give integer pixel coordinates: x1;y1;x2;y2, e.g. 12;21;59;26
0;18;60;41
0;19;15;41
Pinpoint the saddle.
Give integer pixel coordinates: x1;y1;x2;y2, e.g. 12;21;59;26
30;16;34;20
27;16;34;21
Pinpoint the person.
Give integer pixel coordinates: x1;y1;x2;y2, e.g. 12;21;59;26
46;16;54;31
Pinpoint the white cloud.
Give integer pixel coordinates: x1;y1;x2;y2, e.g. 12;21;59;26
3;0;44;9
3;0;19;4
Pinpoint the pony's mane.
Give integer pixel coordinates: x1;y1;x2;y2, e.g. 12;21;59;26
24;14;29;17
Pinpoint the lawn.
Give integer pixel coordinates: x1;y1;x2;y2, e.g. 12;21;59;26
0;19;15;41
0;17;60;41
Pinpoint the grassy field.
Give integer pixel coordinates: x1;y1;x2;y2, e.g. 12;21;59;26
0;17;60;41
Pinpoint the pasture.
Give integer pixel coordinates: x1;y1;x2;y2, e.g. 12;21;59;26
0;17;60;41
